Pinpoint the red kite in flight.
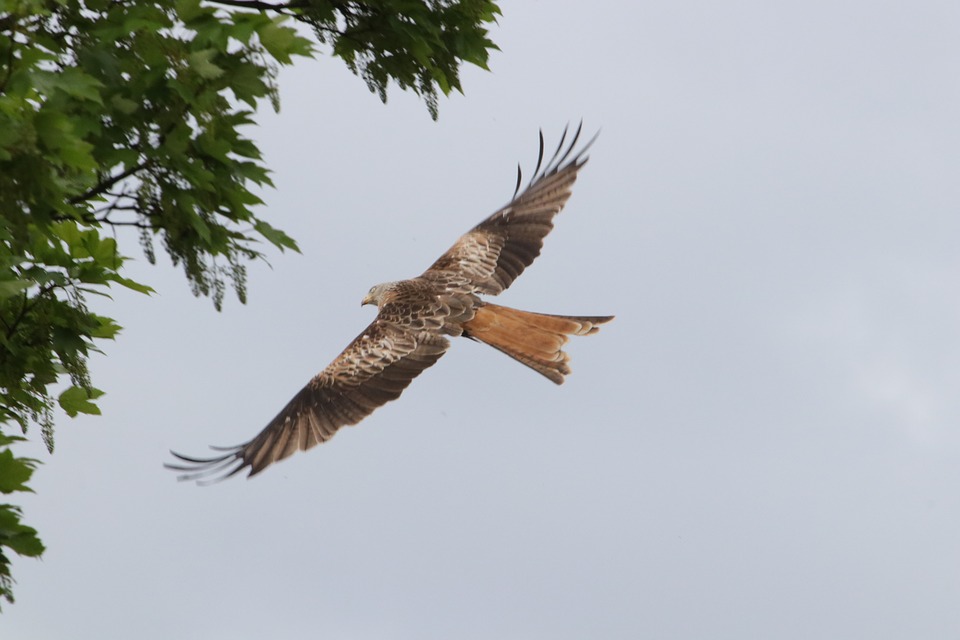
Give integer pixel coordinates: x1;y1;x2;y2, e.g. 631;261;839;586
168;125;613;482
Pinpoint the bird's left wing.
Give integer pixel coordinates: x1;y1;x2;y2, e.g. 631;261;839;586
425;123;598;295
166;318;449;483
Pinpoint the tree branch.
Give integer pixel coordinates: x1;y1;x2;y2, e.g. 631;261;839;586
68;161;149;205
205;0;307;12
2;285;55;341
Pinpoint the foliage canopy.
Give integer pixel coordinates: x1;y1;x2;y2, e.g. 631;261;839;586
0;0;500;606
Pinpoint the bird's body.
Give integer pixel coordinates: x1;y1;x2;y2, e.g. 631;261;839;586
168;125;613;482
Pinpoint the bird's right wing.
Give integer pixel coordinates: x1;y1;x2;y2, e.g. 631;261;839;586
166;318;449;483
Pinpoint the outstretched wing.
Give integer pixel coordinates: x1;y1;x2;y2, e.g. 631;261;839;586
426;123;598;295
166;319;449;483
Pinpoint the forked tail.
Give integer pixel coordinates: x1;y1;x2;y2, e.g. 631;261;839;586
462;303;613;384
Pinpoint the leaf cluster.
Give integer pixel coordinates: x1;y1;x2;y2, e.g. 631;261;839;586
0;434;43;608
0;0;500;608
296;0;501;118
0;0;313;607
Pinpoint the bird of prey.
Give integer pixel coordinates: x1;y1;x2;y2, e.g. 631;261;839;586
167;125;613;483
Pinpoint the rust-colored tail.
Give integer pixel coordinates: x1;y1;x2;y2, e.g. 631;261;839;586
462;303;613;384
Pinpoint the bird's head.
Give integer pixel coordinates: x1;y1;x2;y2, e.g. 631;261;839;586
362;282;396;308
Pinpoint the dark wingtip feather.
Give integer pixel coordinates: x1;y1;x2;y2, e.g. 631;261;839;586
503;123;601;205
515;121;599;198
529;129;547;188
545;122;573;175
549;120;584;173
571;125;601;167
165;446;248;485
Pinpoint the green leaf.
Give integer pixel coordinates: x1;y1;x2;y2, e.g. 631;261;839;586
109;274;155;295
0;450;36;495
254;220;300;252
0;280;31;299
89;314;122;340
53;68;105;105
188;49;225;80
226;62;269;107
176;0;204;23
258;20;313;64
0;436;27;449
110;95;139;115
32;68;104;105
0;506;45;558
87;234;120;267
57;386;104;417
33;111;96;171
230;12;271;43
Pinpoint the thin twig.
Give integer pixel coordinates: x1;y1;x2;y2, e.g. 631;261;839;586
68;161;149;205
205;0;307;12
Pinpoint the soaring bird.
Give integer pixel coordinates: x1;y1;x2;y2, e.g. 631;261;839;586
167;125;613;483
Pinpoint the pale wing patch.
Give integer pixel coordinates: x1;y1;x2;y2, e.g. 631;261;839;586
437;230;505;284
324;327;416;382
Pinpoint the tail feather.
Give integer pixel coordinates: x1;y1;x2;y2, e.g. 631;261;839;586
462;303;613;384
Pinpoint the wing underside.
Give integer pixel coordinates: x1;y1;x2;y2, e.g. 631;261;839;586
167;322;449;483
426;123;598;295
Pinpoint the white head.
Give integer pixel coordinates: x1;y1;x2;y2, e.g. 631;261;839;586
361;282;397;307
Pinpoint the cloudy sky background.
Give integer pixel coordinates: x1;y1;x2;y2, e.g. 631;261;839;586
4;1;960;638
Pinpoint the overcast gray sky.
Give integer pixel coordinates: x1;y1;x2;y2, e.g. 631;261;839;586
4;1;960;638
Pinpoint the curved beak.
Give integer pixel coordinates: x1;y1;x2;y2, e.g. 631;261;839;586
361;293;374;307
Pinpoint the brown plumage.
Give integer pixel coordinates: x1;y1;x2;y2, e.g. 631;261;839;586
167;124;613;483
463;304;611;384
